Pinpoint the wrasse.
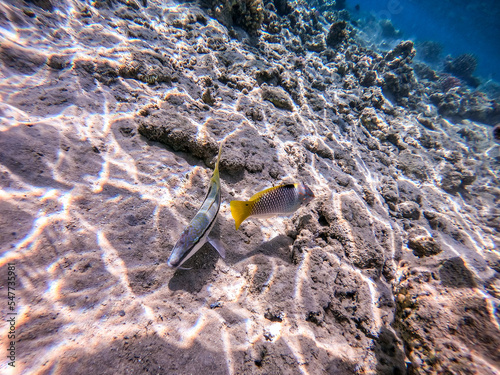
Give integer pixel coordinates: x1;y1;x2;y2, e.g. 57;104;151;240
168;141;226;269
230;183;314;230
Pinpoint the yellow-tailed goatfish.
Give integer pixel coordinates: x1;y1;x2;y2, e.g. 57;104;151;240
168;141;226;269
230;183;315;230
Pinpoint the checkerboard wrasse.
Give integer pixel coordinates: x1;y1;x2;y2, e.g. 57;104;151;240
167;142;226;269
230;183;315;230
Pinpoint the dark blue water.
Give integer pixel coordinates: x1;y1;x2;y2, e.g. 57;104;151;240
346;0;500;80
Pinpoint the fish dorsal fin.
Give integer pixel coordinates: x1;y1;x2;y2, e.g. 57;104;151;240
249;183;295;201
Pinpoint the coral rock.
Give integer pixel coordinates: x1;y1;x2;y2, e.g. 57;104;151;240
494;124;500;143
27;0;53;11
46;54;71;70
0;42;47;74
385;40;416;62
204;0;264;34
261;86;294;111
397;150;429;181
416;114;436;130
399;202;421;220
326;21;349;47
408;235;441;257
303;137;334;159
137;110;218;163
440;165;476;194
202;88;216;105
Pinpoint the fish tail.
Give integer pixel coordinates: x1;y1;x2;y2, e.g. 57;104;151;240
230;200;254;230
213;140;224;178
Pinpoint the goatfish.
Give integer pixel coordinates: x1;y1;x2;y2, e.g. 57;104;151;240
167;141;226;269
230;182;315;230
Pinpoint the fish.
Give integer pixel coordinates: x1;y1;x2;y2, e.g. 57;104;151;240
230;182;315;230
167;141;226;269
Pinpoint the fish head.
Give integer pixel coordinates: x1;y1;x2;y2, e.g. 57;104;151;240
167;231;193;269
167;244;184;269
298;183;315;204
167;218;209;269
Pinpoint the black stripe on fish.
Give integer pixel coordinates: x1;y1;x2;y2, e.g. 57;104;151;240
168;184;220;268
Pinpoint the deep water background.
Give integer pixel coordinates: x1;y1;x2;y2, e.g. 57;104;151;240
340;0;500;81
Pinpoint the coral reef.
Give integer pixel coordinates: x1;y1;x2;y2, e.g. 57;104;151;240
273;0;292;16
201;0;264;34
430;89;500;125
378;41;418;105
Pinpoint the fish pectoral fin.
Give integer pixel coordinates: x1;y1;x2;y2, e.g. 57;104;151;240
207;236;226;259
176;266;192;271
230;200;254;230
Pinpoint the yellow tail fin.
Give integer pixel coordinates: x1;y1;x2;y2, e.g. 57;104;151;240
230;200;254;230
213;140;224;178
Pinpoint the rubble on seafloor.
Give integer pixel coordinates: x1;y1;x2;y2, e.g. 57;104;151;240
0;0;499;374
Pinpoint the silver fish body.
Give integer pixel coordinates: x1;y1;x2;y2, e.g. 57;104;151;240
168;142;225;269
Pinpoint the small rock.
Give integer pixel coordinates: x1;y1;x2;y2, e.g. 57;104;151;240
137;109;218;164
399;201;421;220
261;86;294;111
398;150;429;181
305;36;326;52
305;311;323;326
202;88;216;105
440;164;476;194
417;114;436;130
22;8;36;17
264;309;284;322
408;235;442;257
303;137;334;159
47;54;71;70
360;108;386;132
210;301;222;309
